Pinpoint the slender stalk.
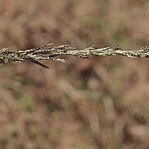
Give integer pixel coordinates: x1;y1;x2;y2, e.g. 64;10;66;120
0;44;149;68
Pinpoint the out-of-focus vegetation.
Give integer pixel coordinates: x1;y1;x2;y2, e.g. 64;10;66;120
0;0;149;148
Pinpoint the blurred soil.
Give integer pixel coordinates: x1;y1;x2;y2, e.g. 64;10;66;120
0;0;149;149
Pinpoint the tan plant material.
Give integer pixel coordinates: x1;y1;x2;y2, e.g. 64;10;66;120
0;44;149;68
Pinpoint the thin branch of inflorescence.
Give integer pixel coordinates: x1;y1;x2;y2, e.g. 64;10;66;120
0;44;149;68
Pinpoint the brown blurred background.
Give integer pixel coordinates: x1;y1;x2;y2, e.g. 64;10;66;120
0;0;149;149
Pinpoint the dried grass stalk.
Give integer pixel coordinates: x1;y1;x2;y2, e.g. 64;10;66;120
0;44;149;68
